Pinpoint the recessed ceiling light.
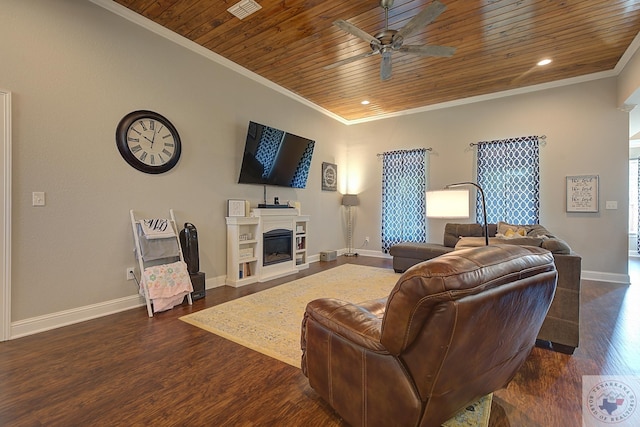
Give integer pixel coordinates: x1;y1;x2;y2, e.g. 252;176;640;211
537;58;552;66
361;100;370;105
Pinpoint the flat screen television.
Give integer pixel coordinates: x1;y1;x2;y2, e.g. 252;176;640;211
238;121;315;188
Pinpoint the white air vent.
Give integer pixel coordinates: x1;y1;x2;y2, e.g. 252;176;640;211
228;0;262;20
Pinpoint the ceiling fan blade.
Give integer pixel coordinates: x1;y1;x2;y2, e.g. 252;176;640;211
394;0;446;42
399;44;456;57
380;50;393;81
323;51;378;70
333;20;381;49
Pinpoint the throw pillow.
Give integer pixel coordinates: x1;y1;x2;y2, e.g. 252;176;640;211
497;221;523;235
454;236;543;250
541;238;571;254
504;228;527;238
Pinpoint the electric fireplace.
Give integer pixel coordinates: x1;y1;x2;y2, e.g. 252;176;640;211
263;229;293;266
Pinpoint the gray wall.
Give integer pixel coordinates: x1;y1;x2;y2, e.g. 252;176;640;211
348;78;630;279
0;0;346;322
0;0;636;329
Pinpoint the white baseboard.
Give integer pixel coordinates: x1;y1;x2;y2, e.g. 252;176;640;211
336;248;392;259
581;270;631;285
10;294;145;339
10;273;227;340
10;262;630;340
206;274;226;288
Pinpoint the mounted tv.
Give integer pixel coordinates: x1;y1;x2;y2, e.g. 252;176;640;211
238;121;315;188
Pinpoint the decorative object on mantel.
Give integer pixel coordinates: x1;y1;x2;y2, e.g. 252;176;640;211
566;175;599;213
321;162;337;191
227;199;246;217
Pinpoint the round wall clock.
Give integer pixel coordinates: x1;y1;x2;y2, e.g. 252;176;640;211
116;110;181;174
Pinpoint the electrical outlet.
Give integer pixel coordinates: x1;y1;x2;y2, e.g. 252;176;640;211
126;267;135;281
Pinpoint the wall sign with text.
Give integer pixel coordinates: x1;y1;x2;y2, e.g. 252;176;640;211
566;175;599;213
322;162;337;191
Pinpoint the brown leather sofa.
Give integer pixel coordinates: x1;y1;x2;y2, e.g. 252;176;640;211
389;222;581;354
301;245;557;427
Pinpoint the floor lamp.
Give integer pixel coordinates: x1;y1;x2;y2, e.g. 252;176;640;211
342;194;359;256
426;182;489;246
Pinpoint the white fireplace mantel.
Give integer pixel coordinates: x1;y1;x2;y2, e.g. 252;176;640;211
226;209;310;287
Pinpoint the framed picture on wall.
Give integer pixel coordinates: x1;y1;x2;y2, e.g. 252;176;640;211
566;175;599;212
227;199;246;217
322;162;337;191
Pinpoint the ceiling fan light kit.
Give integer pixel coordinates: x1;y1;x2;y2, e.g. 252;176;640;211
327;0;456;81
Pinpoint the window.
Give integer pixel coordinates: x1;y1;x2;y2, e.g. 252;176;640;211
381;149;428;253
476;136;540;224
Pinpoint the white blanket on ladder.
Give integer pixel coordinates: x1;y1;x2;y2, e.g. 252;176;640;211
140;218;175;239
142;261;193;313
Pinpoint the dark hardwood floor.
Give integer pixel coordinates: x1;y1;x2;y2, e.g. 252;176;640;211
0;256;638;426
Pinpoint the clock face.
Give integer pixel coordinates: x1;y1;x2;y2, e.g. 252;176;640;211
116;110;181;174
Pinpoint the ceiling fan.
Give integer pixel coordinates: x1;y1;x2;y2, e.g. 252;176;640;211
325;0;456;81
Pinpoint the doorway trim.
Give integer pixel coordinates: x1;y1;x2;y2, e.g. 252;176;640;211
1;89;11;341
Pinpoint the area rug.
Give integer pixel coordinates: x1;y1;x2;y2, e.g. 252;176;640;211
442;393;492;427
180;264;491;427
180;264;399;366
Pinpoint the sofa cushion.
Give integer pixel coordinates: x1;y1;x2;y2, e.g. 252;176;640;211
497;221;530;235
496;222;571;254
389;242;454;260
443;223;497;247
541;238;572;254
455;236;544;250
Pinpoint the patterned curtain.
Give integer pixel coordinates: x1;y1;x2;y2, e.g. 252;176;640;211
381;149;428;253
476;136;540;224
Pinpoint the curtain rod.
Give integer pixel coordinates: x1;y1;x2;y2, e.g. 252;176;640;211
469;135;546;147
377;147;432;157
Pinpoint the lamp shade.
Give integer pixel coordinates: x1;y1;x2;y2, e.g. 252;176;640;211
342;194;359;206
426;189;470;218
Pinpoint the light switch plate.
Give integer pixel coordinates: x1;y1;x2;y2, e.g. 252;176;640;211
32;192;45;206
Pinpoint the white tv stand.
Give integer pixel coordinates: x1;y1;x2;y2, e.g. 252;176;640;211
226;208;309;287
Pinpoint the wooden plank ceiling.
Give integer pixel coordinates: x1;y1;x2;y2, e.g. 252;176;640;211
114;0;640;122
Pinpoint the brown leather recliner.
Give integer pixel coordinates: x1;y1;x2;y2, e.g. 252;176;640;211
301;245;557;427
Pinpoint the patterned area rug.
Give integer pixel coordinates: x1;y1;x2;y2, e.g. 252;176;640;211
181;264;398;366
180;264;491;427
